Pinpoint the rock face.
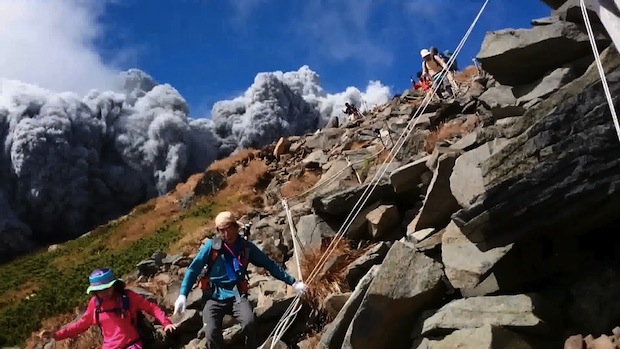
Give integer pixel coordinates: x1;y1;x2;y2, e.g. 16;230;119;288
454;47;620;247
477;21;610;85
344;242;444;349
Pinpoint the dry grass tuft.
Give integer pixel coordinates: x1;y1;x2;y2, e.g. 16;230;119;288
280;171;320;199
300;332;322;347
453;65;480;83
424;116;479;153
299;238;368;311
374;147;391;165
208;149;257;173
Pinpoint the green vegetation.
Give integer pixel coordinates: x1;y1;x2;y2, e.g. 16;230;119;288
0;200;218;347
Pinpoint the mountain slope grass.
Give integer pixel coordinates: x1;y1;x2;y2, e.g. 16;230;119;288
0;148;277;347
0;199;221;347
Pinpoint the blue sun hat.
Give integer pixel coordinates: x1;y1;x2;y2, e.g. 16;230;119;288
86;268;119;294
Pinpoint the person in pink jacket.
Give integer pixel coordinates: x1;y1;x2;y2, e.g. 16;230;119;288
40;268;176;349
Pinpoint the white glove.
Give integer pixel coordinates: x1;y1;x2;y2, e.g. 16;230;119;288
173;295;187;315
292;281;307;294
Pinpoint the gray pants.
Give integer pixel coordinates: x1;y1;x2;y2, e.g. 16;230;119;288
202;296;256;349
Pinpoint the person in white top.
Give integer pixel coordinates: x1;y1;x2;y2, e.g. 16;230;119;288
420;48;455;98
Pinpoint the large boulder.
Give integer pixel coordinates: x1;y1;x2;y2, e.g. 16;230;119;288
420;294;552;336
311;182;395;217
476;20;610;85
415;324;543;349
454;46;620;248
441;221;513;291
409;152;461;232
343;242;445;349
319;266;379;349
449;139;510;208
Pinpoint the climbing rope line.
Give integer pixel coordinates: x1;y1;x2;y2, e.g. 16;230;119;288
258;200;304;349
580;0;620;142
285;146;386;206
259;0;490;345
304;0;490;286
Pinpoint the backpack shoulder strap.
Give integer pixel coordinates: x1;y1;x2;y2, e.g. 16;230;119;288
241;239;251;268
207;236;223;270
93;296;102;326
120;290;130;312
433;56;441;66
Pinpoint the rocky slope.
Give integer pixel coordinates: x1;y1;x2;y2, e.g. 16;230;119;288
31;2;620;349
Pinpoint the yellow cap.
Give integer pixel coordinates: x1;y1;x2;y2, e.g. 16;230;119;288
214;211;240;229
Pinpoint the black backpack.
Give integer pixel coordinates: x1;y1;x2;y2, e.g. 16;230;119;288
93;290;163;348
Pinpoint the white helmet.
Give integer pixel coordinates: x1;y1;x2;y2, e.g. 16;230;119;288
420;49;431;58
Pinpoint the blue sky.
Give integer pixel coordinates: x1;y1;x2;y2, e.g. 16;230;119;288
0;0;552;118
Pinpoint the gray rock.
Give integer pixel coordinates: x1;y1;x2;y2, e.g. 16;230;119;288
363;162;402;184
478;85;525;119
366;204;400;240
553;0;601;25
302;149;329;167
295;214;336;250
319;266;379;349
344;241;390;288
343;242;444;349
420;324;541;349
305;128;346;150
311;182;395;217
322;292;352;319
441;221;513;290
513;67;577;104
449;139;510;208
409;153;462;232
151;251;167;266
170;308;202;334
476;21;610;85
421;294;549;335
389;156;432;193
136;259;159;277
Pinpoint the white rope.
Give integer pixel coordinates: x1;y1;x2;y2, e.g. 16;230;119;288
580;0;620;141
260;0;490;343
305;0;490;285
283;199;304;279
285;146;386;205
258;200;304;349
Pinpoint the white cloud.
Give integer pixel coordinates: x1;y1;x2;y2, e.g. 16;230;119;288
0;0;123;94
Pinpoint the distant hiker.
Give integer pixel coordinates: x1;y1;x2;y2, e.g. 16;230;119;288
39;268;176;349
420;48;455;98
343;102;362;122
173;211;307;349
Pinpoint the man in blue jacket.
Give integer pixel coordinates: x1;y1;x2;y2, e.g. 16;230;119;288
173;211;307;349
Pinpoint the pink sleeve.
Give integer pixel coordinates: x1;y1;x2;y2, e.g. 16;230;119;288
127;290;172;327
54;298;95;340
